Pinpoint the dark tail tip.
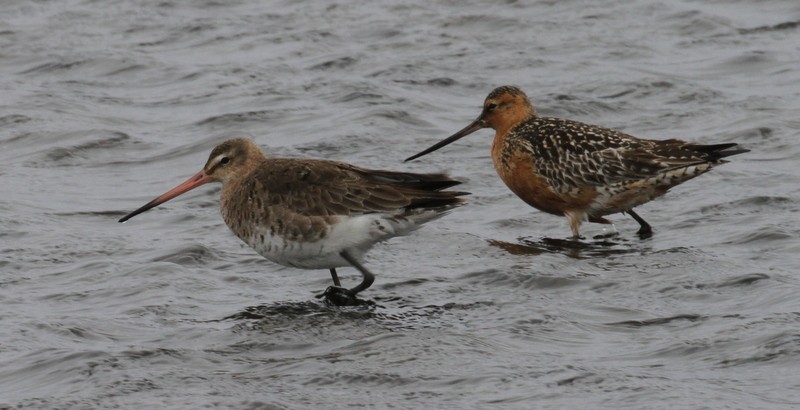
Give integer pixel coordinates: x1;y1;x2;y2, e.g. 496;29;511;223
406;189;470;210
686;143;750;161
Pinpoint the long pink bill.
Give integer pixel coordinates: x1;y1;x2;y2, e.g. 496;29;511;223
118;170;210;223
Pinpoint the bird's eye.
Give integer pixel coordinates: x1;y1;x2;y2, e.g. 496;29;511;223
220;157;230;165
486;103;498;112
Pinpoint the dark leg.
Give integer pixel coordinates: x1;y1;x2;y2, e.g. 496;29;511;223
329;268;342;287
316;250;375;306
626;209;652;237
339;250;375;295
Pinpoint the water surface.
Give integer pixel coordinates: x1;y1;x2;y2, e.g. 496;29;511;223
1;0;799;408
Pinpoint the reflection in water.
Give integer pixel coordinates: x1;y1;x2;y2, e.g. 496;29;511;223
224;299;497;323
223;300;378;322
606;314;704;328
487;236;643;259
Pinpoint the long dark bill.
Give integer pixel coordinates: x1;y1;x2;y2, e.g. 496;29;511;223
404;117;486;162
118;170;210;223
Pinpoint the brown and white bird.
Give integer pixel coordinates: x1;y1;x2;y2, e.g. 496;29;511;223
406;86;747;238
120;138;467;305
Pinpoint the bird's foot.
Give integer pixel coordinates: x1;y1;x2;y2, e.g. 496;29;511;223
315;286;372;307
636;226;653;239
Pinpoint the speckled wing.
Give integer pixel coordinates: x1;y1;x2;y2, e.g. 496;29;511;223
241;158;465;217
517;118;718;193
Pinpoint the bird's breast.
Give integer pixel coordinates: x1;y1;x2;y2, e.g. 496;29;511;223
493;133;597;216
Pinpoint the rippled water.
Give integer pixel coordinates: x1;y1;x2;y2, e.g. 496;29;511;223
2;0;800;408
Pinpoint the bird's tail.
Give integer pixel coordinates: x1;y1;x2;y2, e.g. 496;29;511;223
685;143;750;161
388;202;464;237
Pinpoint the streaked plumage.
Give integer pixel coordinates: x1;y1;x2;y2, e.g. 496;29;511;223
406;86;748;238
120;138;467;305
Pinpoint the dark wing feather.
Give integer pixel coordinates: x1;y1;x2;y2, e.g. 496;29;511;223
243;158;466;217
517;117;746;192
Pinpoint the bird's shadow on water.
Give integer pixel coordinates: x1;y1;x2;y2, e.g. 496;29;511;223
488;234;646;259
216;298;494;332
220;300;380;325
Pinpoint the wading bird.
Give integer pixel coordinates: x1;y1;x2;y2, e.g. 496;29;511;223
120;138;467;305
406;86;747;238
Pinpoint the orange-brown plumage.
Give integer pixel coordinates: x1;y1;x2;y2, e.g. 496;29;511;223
495;151;584;216
406;86;748;238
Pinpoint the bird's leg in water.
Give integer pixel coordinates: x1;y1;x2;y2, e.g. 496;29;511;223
317;251;375;306
626;209;652;238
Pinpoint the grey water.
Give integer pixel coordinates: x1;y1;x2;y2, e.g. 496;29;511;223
1;0;799;408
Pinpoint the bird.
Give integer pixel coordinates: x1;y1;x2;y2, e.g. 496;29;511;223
405;86;748;238
119;138;467;306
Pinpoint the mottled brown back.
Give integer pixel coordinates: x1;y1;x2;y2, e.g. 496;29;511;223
231;158;468;217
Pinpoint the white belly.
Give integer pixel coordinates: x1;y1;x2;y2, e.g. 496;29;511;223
230;210;447;270
242;230;359;269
